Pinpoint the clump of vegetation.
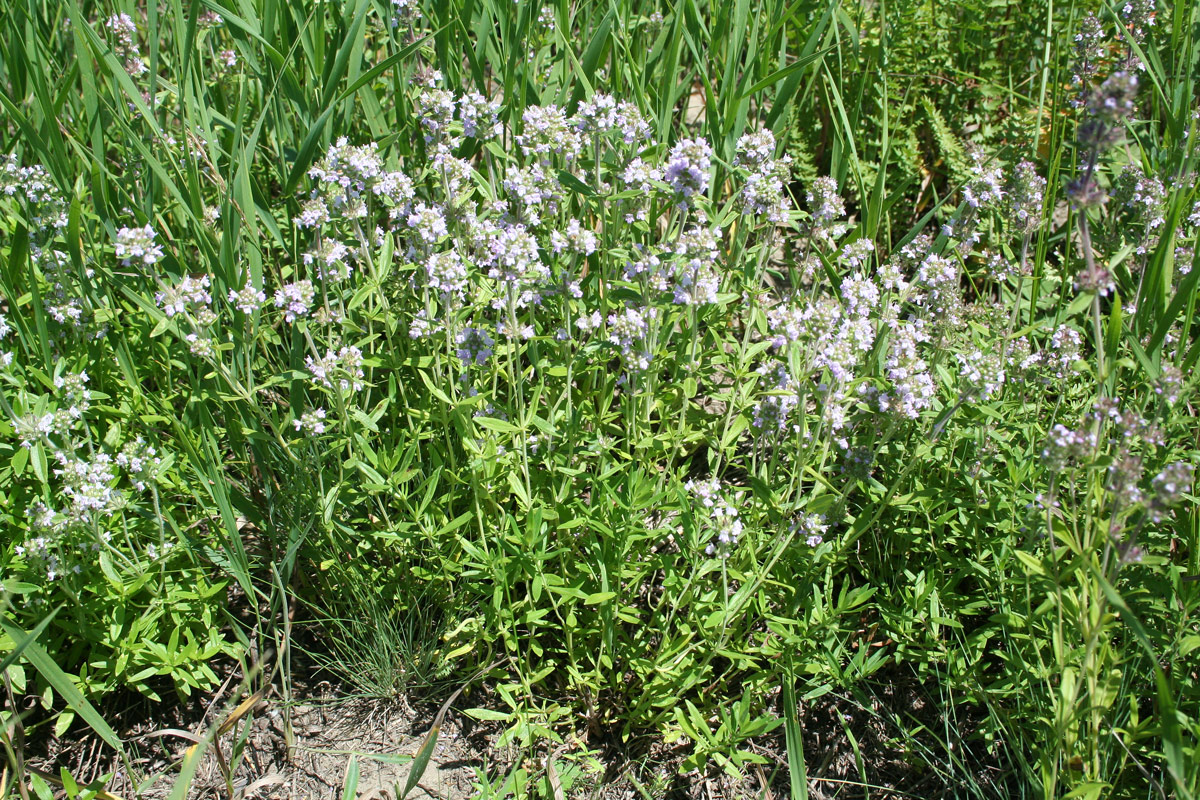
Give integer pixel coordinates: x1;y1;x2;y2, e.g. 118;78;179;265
0;0;1197;797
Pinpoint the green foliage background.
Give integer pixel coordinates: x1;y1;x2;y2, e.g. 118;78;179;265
0;0;1198;797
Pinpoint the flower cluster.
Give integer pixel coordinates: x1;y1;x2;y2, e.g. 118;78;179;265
103;13;148;76
456;326;495;367
459;92;502;141
1113;165;1166;255
157;275;213;321
736;130;792;224
606;305;656;371
957;349;1006;402
575;93;654;145
228;283;268;315
1005;161;1046;236
792;513;828;547
306;345;366;393
664;138;712;204
1042;423;1099;472
672;226;721;306
115;225;165;267
805;177;848;246
686;478;743;558
116;437;164;491
751;364;799;439
518;105;582;160
274;280;315;322
293;408;328;435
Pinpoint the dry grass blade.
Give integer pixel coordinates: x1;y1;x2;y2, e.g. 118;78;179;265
398;657;505;800
217;686;269;737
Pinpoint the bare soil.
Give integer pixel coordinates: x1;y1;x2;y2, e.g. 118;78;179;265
24;663;1009;799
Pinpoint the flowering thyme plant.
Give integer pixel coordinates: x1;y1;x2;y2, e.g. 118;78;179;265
0;1;1198;797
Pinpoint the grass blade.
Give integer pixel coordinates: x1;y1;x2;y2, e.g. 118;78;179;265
0;618;123;754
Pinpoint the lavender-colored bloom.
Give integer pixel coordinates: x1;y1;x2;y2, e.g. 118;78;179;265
274;280;315;322
607;305;656;371
752;365;799;438
549;218;598;256
415;86;457;143
53;371;91;420
306;345;365;393
1120;0;1156;45
734;129;776;171
295;197;330;229
431;147;474;198
622;158;661;193
1041;423;1098;471
1077;71;1139;155
116;437;164;491
55;451;123;522
793;514;828;547
293;408;328;434
840;275;880;318
473;220;549;308
424;250;469;302
624;245;669;292
963;150;1005;209
957;349;1005;402
390;0;419;26
1154;365;1183;404
574;93;618;134
304;240;353;282
104;13;148;76
456;326;495;366
806;177;848;245
406;202;449;244
1072;14;1106;96
881;319;935;419
517;105;581;159
503;164;561;222
115;224;165;266
686;478;743;557
1005;161;1046;235
1074;257;1115;296
1044;325;1082;380
839;239;875;270
228;283;267;314
671;226;721;306
612;102;653;146
309;138;386;207
664;138;712;202
741;171;790;223
1114;165;1166;255
156;274;212;319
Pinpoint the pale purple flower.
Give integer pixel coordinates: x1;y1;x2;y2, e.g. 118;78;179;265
293;408;328;434
274;280;315;322
228;284;267;314
115;224;164;266
664;137;712;201
459;91;502;140
306;345;365;393
456;326;495;366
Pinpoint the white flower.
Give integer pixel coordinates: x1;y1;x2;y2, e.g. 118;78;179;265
115;224;165;266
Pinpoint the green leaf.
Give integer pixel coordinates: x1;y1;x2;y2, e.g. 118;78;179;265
0;617;123;754
342;755;359;800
